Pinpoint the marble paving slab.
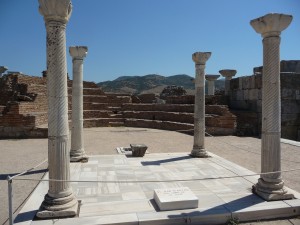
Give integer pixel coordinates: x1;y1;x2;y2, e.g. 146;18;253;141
14;152;300;225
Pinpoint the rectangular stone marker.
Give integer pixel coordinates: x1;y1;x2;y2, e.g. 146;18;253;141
153;187;198;211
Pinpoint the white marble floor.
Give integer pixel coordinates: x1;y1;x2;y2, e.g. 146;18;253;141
14;152;300;225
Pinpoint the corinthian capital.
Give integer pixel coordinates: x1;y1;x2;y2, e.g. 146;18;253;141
39;0;72;24
192;52;211;65
69;46;88;60
250;13;292;38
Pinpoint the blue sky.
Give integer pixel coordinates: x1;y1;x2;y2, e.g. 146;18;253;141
0;0;299;82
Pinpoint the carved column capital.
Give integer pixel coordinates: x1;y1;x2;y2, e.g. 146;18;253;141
69;46;88;60
192;52;211;65
205;74;220;81
39;0;72;24
250;13;292;38
219;69;237;80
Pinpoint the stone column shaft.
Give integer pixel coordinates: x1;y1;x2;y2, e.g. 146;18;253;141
70;46;88;162
191;52;211;158
207;80;215;95
37;0;78;218
194;64;205;149
205;75;220;96
46;21;71;196
250;13;293;201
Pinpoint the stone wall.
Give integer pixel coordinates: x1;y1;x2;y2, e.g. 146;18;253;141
0;73;237;138
229;69;300;140
165;95;227;105
121;104;236;136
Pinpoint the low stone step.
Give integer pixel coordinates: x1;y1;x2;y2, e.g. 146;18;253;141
83;110;112;118
83;118;125;128
109;113;123;119
108;121;125;127
124;119;193;132
122;111;194;124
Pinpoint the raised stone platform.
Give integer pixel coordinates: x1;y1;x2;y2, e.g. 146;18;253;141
15;152;300;225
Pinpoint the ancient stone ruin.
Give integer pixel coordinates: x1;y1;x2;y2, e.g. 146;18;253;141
0;72;236;138
1;60;299;142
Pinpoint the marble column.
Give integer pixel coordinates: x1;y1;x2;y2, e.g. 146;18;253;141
0;66;8;77
205;75;220;95
191;52;211;158
219;69;236;95
69;46;88;162
251;13;293;201
37;0;78;218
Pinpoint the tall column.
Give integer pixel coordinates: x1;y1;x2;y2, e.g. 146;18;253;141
69;46;88;162
191;52;211;158
37;0;78;218
219;69;236;95
205;75;220;95
251;13;293;201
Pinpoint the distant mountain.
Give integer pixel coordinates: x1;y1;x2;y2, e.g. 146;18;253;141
97;74;224;94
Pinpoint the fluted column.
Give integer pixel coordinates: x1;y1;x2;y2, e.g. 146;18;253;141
205;75;220;95
191;52;211;158
37;0;78;218
251;13;293;201
69;46;88;162
219;69;237;95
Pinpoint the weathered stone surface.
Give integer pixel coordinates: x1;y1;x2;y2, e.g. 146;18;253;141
37;0;78;218
191;52;211;157
251;12;294;201
154;187;198;211
130;144;148;157
70;46;88;162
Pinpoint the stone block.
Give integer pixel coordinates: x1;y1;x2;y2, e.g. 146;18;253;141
229;100;250;110
256;100;262;113
258;89;262;100
130;144;148;157
242;76;251;90
255;74;262;89
249;76;256;89
243;89;249;100
281;89;294;99
236;90;244;101
239;77;243;90
281;73;300;89
248;89;258;100
282;100;300;114
230;90;237;101
230;78;239;90
153;187;198;211
280;60;300;73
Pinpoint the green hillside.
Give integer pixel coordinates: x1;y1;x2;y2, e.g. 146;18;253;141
97;74;224;94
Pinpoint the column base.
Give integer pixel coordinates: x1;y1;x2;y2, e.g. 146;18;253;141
252;178;294;201
70;149;89;163
36;193;78;219
190;148;210;158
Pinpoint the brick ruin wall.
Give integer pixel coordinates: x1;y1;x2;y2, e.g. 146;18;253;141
229;60;300;141
0;73;236;138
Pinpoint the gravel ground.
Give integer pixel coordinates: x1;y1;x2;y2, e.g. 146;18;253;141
1;127;299;225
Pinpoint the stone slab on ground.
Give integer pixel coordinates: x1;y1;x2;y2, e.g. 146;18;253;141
153;187;198;211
